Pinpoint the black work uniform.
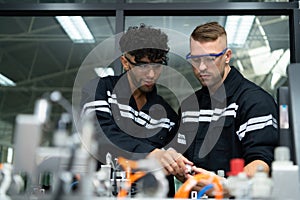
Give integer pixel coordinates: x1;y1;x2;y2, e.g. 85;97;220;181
178;66;279;174
80;72;178;197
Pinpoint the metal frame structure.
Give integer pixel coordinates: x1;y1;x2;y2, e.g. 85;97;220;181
0;1;299;61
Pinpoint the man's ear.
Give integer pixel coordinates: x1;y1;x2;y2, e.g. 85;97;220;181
225;49;232;64
120;55;130;71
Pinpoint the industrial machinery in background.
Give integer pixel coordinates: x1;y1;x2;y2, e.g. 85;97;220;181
0;91;171;200
0;84;300;199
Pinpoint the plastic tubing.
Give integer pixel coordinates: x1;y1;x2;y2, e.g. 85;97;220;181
117;157;146;198
174;173;223;199
197;184;214;199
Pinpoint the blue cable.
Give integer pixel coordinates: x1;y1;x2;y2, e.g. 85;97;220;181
69;181;79;191
197;184;214;199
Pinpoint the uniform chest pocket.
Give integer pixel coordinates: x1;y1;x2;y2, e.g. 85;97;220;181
210;117;234;152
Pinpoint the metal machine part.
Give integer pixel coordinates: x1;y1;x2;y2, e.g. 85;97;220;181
115;157;169;198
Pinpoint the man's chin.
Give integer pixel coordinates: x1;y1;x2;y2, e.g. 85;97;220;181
140;85;154;92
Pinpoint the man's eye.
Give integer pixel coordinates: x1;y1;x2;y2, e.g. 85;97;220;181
137;64;148;68
204;57;215;62
152;64;162;68
208;56;216;61
192;58;201;63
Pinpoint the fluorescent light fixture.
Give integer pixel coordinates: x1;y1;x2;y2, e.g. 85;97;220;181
225;16;255;47
55;16;95;43
0;73;16;86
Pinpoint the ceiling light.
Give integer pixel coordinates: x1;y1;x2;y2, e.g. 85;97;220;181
55;16;95;43
0;73;16;86
225;16;255;48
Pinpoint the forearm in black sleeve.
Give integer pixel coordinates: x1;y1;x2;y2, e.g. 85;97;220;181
239;91;279;167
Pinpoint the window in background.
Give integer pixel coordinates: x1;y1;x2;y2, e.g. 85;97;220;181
125;15;289;108
0;12;291;153
0;16;116;146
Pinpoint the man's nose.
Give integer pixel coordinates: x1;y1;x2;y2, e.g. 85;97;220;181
146;67;156;77
198;60;207;71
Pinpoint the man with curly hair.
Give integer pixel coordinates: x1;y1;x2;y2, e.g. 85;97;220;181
81;24;192;197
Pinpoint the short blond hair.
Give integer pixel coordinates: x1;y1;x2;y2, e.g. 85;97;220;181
191;22;227;44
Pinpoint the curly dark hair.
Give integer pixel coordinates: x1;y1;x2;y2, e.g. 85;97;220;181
119;23;169;63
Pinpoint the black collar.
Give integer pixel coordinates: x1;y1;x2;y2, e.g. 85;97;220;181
202;66;243;102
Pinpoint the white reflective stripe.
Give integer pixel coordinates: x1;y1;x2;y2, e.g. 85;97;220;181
237;114;274;135
147;117;172;128
228;102;239;110
95;107;111;114
104;91;175;130
106;90;117;98
108;97;117;104
139;111;151;121
183;117;200;123
120;111;134;120
214;108;223;115
238;123;247;135
83;107;111;116
81;100;111;117
199;116;212;122
82;100;109;111
182;116;212;123
135;117;147;126
248;114;273;125
107;90;111;96
120;110;172;129
118;103;132;111
177;138;187;145
118;105;173;129
211;110;237;121
225;110;237;118
150;117;170;124
237;117;277;141
181;103;238;123
211;115;220;121
272;116;278;127
200;110;213;115
182;111;200;117
182;109;236;123
213;103;238;115
146;123;170;129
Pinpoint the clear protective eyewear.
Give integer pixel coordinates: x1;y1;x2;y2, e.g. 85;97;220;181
186;48;228;67
124;55;166;71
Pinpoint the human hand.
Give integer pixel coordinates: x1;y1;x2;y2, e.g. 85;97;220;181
175;166;225;199
186;166;214;191
244;160;269;177
147;148;193;176
187;166;231;198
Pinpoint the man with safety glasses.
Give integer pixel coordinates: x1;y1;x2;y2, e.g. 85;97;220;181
80;24;192;197
177;22;278;186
